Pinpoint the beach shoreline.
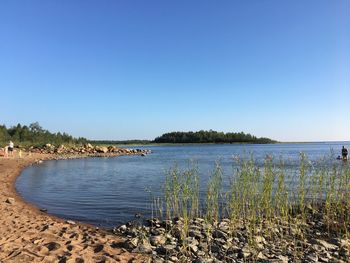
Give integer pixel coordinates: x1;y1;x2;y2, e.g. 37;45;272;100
0;153;149;262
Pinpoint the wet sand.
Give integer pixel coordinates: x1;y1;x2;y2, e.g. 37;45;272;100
0;153;149;262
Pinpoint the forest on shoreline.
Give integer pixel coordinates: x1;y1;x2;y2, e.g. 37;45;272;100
0;122;87;147
0;123;276;147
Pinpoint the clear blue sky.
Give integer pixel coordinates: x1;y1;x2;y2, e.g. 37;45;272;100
1;1;349;141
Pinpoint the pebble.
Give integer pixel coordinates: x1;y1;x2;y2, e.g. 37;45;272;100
116;214;350;262
150;235;166;246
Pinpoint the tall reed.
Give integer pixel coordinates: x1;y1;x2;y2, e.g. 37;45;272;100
151;153;350;243
205;162;222;224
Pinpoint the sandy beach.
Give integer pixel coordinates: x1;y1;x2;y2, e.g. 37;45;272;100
0;153;148;263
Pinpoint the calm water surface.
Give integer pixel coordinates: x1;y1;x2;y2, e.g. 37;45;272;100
16;143;349;228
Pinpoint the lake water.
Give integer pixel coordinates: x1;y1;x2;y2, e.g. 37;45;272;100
16;142;349;228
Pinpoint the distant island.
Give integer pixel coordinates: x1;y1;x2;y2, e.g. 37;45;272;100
89;130;276;145
154;130;276;144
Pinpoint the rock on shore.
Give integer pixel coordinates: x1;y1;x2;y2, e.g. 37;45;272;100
25;143;151;156
115;216;350;263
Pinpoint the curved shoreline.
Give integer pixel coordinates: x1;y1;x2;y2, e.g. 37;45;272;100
0;153;149;262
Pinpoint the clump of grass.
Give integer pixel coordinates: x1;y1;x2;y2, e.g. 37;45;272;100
274;157;289;222
297;153;307;219
161;162;200;243
150;153;350;246
163;162;199;220
228;155;260;240
163;164;181;219
205;161;222;224
260;155;275;220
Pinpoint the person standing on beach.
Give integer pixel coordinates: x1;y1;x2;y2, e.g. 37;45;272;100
8;141;14;157
342;146;348;160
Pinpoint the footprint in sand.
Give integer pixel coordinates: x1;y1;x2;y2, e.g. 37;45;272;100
69;232;79;239
35;245;49;255
45;241;61;251
41;224;49;231
66;245;74;251
93;244;104;253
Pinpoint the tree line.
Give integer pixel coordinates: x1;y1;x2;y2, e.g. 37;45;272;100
0;123;276;147
0;122;87;147
89;140;151;145
154;130;276;144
